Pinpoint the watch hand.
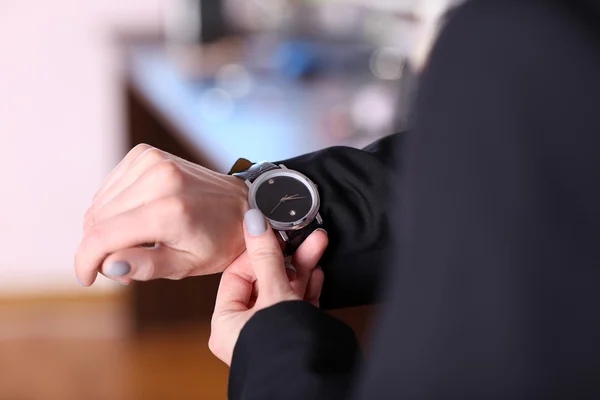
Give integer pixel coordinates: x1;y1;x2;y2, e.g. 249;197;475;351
269;200;283;215
270;194;288;215
283;194;303;200
285;196;306;201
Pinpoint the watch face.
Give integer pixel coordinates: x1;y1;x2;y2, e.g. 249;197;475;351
254;175;314;223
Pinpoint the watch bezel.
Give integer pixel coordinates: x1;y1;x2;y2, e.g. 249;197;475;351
248;167;320;232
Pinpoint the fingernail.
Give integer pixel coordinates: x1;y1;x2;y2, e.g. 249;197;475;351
244;209;267;237
285;260;297;273
315;228;328;235
76;276;86;287
106;261;131;277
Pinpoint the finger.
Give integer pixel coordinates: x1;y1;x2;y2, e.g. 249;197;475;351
214;267;254;314
304;267;324;307
86;161;233;231
243;209;294;302
289;229;328;297
99;244;197;283
231;253;291;304
87;147;172;219
75;196;184;286
91;144;152;202
85;160;188;230
87;160;234;231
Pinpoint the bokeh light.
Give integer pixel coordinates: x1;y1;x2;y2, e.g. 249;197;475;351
199;88;235;121
216;64;254;99
369;47;405;80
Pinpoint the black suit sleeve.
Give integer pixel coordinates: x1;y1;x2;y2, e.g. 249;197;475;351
356;0;600;397
229;301;361;400
231;1;600;398
278;133;404;309
227;135;405;399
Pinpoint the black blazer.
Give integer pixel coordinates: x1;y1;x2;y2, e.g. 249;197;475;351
229;0;600;398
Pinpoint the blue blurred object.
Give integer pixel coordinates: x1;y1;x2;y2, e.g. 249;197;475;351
129;45;394;172
274;40;322;79
271;39;374;80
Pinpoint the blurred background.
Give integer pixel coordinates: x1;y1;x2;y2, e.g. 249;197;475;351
0;0;456;398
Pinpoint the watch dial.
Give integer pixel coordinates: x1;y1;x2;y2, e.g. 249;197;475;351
255;175;313;223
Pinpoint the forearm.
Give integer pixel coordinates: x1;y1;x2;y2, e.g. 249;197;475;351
279;133;404;309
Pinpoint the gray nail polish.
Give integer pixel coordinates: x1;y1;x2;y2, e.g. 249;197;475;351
244;209;267;237
76;276;86;287
106;261;131;277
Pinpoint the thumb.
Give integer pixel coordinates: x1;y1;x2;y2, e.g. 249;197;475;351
243;209;296;303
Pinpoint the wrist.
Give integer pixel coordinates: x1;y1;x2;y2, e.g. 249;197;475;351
227;173;250;208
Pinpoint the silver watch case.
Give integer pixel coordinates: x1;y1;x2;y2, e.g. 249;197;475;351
246;164;322;233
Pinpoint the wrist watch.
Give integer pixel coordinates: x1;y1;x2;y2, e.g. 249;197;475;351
229;159;323;255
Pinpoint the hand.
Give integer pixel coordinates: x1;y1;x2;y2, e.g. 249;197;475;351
209;209;327;366
75;144;249;286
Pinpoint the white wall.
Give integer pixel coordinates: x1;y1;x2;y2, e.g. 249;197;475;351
0;0;167;296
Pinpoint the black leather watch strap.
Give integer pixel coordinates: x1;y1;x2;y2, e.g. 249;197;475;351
232;161;279;183
227;158;254;175
284;218;324;256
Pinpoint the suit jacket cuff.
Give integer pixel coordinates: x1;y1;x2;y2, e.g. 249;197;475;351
229;300;361;400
